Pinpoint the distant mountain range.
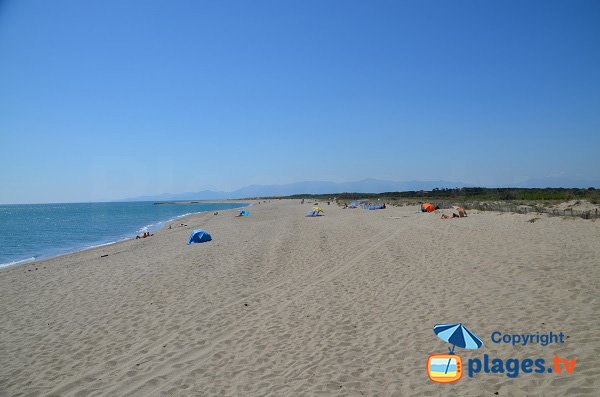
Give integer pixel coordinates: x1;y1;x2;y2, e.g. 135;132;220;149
122;177;600;202
123;178;473;201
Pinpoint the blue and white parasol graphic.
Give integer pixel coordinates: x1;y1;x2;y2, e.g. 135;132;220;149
433;323;483;374
433;323;483;353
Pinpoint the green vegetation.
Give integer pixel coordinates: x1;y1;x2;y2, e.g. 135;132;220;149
273;187;599;203
263;187;599;219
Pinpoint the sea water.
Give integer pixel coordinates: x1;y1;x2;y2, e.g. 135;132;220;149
0;201;247;268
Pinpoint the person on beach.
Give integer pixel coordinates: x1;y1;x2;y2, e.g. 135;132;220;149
454;206;467;217
441;213;460;219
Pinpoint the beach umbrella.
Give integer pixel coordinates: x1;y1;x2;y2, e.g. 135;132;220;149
433;323;482;352
433;323;483;374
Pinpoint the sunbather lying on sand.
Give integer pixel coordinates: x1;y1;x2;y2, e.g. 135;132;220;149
441;213;460;219
136;232;154;238
453;206;467;217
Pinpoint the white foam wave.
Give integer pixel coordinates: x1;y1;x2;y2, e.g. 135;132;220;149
136;220;167;234
0;257;36;269
86;239;128;250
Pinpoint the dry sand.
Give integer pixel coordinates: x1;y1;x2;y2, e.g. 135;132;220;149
1;200;599;396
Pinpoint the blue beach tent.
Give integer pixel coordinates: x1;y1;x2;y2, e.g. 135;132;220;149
188;229;212;244
363;203;386;210
239;210;249;216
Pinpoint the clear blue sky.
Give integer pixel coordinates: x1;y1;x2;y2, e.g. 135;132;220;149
1;0;599;203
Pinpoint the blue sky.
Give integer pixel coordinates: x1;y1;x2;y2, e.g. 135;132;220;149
1;0;599;203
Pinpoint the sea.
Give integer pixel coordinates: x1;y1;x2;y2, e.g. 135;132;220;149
0;201;248;268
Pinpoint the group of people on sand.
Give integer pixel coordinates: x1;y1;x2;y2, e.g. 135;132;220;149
167;223;188;229
139;222;187;238
418;201;467;219
135;232;153;239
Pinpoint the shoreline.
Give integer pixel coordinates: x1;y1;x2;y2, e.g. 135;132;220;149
0;201;251;272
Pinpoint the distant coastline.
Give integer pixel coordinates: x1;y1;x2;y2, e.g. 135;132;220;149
154;201;209;205
0;201;249;269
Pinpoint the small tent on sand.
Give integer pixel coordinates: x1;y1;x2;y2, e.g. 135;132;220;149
421;203;436;213
363;203;386;210
305;207;324;217
188;229;212;244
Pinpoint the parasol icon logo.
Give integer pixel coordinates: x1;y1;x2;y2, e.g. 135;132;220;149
427;323;483;384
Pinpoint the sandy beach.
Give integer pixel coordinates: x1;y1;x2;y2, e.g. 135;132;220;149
1;200;598;396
